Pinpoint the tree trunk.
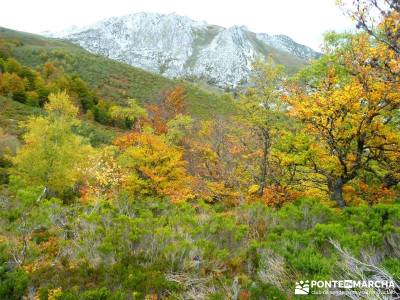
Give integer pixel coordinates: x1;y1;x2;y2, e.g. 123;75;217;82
257;129;270;196
328;178;346;208
257;150;268;196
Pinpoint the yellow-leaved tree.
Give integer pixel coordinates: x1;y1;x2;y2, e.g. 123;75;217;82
237;58;287;197
286;32;400;207
114;128;194;203
11;91;93;195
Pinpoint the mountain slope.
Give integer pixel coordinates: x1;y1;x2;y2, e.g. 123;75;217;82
0;27;234;119
46;12;321;87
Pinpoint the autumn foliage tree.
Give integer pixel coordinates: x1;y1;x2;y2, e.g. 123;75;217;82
0;39;11;59
11;91;93;195
146;85;187;134
0;72;26;102
114;128;194;203
340;0;400;56
185;117;248;203
286;33;400;207
237;58;286;196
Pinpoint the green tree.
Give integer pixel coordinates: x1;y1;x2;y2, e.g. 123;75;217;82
110;98;147;129
0;40;11;60
237;58;286;195
165;114;193;145
69;76;97;111
4;58;22;74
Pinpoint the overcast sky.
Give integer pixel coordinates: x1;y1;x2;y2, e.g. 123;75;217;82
1;0;354;51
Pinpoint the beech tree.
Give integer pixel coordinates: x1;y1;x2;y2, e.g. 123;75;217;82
287;33;400;207
340;0;400;56
12;91;93;195
110;98;147;129
0;72;26;102
237;58;285;196
114;128;194;203
146;85;187;134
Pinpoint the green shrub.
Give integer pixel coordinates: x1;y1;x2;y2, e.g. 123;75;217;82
0;266;28;300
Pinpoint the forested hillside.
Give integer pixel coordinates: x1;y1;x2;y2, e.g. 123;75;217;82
0;1;399;299
0;27;234;119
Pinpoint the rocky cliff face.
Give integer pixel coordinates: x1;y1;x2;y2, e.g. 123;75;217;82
46;12;320;87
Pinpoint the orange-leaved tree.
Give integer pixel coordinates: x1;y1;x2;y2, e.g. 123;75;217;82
114;128;194;203
286;33;400;207
146;85;187;134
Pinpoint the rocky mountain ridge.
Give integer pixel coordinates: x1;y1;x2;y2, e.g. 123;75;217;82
45;12;320;87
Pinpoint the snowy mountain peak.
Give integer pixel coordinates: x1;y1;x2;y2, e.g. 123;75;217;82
46;12;320;87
